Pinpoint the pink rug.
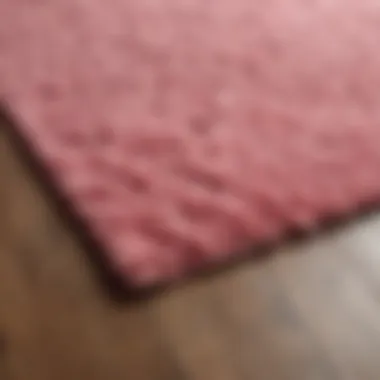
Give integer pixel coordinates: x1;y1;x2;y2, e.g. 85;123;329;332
1;0;380;286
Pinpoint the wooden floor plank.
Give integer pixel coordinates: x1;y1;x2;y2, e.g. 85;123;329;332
273;234;380;380
0;129;182;380
2;123;380;380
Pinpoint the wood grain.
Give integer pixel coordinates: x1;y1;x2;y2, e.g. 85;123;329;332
1;123;380;380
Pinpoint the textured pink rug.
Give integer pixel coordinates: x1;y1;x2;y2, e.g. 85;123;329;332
1;0;380;286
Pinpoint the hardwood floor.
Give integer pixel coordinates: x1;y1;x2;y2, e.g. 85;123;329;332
1;125;380;380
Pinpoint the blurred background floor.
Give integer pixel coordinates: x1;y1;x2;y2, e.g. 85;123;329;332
1;125;380;380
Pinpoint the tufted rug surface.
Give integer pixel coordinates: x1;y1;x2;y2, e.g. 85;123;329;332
1;0;380;286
